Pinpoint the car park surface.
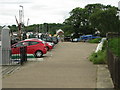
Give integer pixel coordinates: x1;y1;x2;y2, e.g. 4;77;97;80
3;42;98;88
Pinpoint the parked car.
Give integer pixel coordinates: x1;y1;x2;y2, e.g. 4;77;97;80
11;39;47;58
72;38;79;42
79;35;101;42
52;37;59;44
42;37;58;44
25;38;53;51
45;42;53;51
44;37;53;43
37;38;53;51
64;36;71;42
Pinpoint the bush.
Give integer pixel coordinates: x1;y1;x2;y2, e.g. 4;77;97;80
108;38;120;57
88;38;102;43
89;50;107;64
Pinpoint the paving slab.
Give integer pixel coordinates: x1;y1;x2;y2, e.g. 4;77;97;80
97;65;114;88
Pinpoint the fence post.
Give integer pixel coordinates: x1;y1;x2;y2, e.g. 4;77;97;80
0;28;2;65
20;46;27;65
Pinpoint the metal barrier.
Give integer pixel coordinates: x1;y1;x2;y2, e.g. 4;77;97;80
2;46;27;65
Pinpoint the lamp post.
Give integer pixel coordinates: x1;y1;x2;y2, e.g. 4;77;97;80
19;5;24;24
27;18;29;26
118;1;120;20
19;5;24;40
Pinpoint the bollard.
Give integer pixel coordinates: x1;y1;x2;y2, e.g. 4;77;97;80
1;26;11;65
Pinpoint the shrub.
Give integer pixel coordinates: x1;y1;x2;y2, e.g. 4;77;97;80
89;49;107;64
108;38;120;57
88;38;102;43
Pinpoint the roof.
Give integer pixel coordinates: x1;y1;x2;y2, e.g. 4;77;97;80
56;29;64;34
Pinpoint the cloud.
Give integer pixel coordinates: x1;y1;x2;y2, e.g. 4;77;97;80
0;1;31;4
0;0;32;5
0;0;119;26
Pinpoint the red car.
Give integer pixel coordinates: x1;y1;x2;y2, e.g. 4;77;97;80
25;38;53;51
11;39;47;58
45;42;53;51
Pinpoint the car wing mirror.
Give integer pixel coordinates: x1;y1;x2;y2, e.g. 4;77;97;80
11;46;17;48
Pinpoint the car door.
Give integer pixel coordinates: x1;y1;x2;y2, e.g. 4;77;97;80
12;42;24;54
26;41;40;54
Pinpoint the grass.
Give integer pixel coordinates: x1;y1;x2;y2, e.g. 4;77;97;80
88;38;102;43
89;37;120;64
89;39;107;64
108;37;120;58
89;50;107;64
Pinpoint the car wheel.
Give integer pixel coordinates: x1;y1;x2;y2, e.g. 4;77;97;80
46;46;49;51
34;50;43;58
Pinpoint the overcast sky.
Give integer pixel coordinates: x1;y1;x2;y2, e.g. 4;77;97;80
0;0;119;26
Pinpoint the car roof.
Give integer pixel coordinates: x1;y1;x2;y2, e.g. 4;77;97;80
24;39;42;42
81;35;92;37
12;39;42;46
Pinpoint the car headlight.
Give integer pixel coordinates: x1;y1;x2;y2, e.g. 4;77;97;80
42;41;46;44
48;43;52;46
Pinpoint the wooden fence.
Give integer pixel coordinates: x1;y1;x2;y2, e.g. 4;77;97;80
107;32;120;90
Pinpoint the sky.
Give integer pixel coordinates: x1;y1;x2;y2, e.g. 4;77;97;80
0;0;119;26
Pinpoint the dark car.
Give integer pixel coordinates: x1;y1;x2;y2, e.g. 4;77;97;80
64;36;71;42
52;37;58;44
42;37;58;44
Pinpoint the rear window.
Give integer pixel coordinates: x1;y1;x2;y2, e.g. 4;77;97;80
15;42;24;47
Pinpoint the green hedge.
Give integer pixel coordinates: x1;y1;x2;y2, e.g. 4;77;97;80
108;38;120;57
88;38;102;43
89;37;120;64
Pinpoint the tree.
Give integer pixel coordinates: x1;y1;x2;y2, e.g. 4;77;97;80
64;4;120;37
64;7;95;35
90;7;120;35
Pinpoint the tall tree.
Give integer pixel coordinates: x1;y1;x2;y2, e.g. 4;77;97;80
90;7;120;35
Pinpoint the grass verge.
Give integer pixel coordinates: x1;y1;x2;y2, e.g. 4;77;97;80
88;38;102;43
89;40;107;64
89;50;107;64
